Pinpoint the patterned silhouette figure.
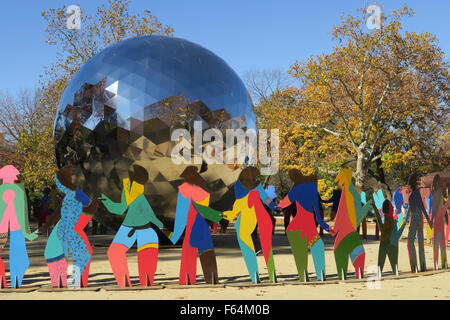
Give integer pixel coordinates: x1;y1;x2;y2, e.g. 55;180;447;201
406;173;433;273
278;169;330;281
430;175;449;270
41;166;100;288
372;199;410;275
224;167;277;283
168;166;222;285
0;165;38;288
330;168;372;280
102;164;164;287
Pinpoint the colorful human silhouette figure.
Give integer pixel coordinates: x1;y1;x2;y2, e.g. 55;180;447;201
0;165;38;288
406;173;433;273
40;166;100;288
330;168;372;280
168;166;222;285
102;164;164;287
278;169;331;281
372;199;410;275
430;175;449;270
223;166;277;283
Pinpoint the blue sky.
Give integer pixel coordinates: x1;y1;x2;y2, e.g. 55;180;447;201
0;0;448;95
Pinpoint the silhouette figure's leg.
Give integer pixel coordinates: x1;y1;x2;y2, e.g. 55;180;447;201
136;228;159;286
179;238;198;285
47;258;68;287
74;213;93;287
446;212;450;245
310;238;326;281
81;261;91;287
0;233;7;288
236;216;260;283
190;214;219;284
9;230;30;288
351;245;365;279
378;241;389;273
137;247;158;286
287;230;308;282
417;226;426;271
199;250;219;284
45;222;68;287
436;231;447;269
334;247;349;280
108;225;135;287
440;235;448;269
108;243;131;287
335;232;363;280
433;232;439;270
387;244;399;274
266;248;276;283
407;227;418;272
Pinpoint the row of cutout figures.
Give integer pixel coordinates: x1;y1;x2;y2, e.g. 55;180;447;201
0;163;448;288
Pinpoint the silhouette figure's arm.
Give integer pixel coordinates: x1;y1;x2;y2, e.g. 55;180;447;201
101;190;127;215
83;198;101;215
169;191;190;244
396;207;411;238
223;199;243;222
256;184;276;210
278;194;291;209
313;193;330;232
371;201;384;232
421;201;433;228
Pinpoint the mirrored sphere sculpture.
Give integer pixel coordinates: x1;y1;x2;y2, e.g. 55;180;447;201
54;35;256;228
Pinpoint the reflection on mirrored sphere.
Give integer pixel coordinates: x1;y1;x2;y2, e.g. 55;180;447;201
54;35;256;228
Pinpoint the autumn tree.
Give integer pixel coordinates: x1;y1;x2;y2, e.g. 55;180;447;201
258;5;449;193
0;89;54;199
242;68;292;104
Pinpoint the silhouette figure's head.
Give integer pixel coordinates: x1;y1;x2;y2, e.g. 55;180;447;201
382;199;394;220
0;165;20;184
335;168;352;188
128;164;149;185
57;166;76;190
431;174;442;217
408;173;418;191
431;174;441;197
288;169;317;186
180;166;208;191
238;166;260;190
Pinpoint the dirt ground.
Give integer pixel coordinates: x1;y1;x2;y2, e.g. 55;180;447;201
0;219;449;300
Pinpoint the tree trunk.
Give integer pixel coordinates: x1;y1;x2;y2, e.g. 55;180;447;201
354;151;367;192
354;151;368;239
